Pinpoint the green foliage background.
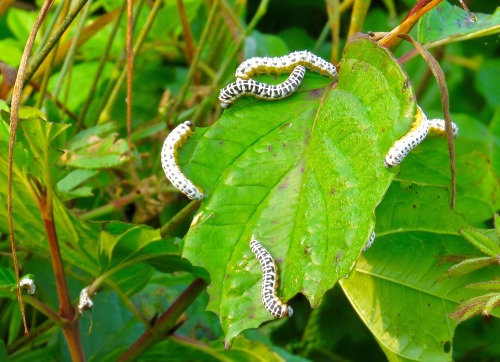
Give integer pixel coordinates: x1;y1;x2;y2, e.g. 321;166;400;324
0;0;499;361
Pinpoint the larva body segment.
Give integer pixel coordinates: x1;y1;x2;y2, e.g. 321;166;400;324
219;65;306;108
235;50;337;80
250;237;293;318
427;118;459;137
384;105;429;168
363;231;376;252
161;121;204;200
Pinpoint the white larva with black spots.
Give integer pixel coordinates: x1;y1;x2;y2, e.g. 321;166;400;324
384;105;429;168
427;118;459;136
250;237;293;318
235;50;337;80
384;106;459;168
161;121;204;200
219;65;306;108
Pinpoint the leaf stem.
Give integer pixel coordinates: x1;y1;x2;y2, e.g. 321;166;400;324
117;277;208;362
160;200;201;238
79;191;143;221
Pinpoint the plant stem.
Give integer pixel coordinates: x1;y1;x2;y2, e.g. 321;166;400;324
379;0;443;49
8;0;55;337
160;200;201;238
117;278;208;362
169;0;221;125
190;0;270;123
79;191;143;220
23;0;90;86
39;189;84;361
97;0;158;125
75;3;126;133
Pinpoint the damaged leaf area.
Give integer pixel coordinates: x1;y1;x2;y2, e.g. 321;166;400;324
59;123;130;169
179;36;416;342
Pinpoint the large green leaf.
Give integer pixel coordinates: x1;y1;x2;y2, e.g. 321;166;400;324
181;36;416;342
140;336;309;362
341;176;499;361
417;2;500;47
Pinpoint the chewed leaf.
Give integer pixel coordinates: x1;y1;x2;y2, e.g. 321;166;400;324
59;123;129;169
180;36;415;342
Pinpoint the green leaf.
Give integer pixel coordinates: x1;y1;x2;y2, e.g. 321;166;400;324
490;110;500;178
141;336;296;362
341;178;500;361
56;168;98;200
450;293;500;323
466;279;500;291
475;59;500;107
59;123;130;169
445;256;499;278
0;115;100;276
1;106;70;184
138;239;195;275
0;267;16;288
182;36;416;342
460;227;500;256
98;221;162;272
6;8;36;46
342;232;500;361
417;2;500;47
244;30;290;59
376;181;467;234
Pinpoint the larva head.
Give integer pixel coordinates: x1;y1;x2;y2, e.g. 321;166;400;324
184;120;195;130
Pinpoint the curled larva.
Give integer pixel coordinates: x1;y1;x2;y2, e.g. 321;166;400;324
250;237;293;318
235;50;337;80
427;118;459;137
384;107;460;168
219;65;306;108
19;277;36;295
161;121;204;200
384;105;429;168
